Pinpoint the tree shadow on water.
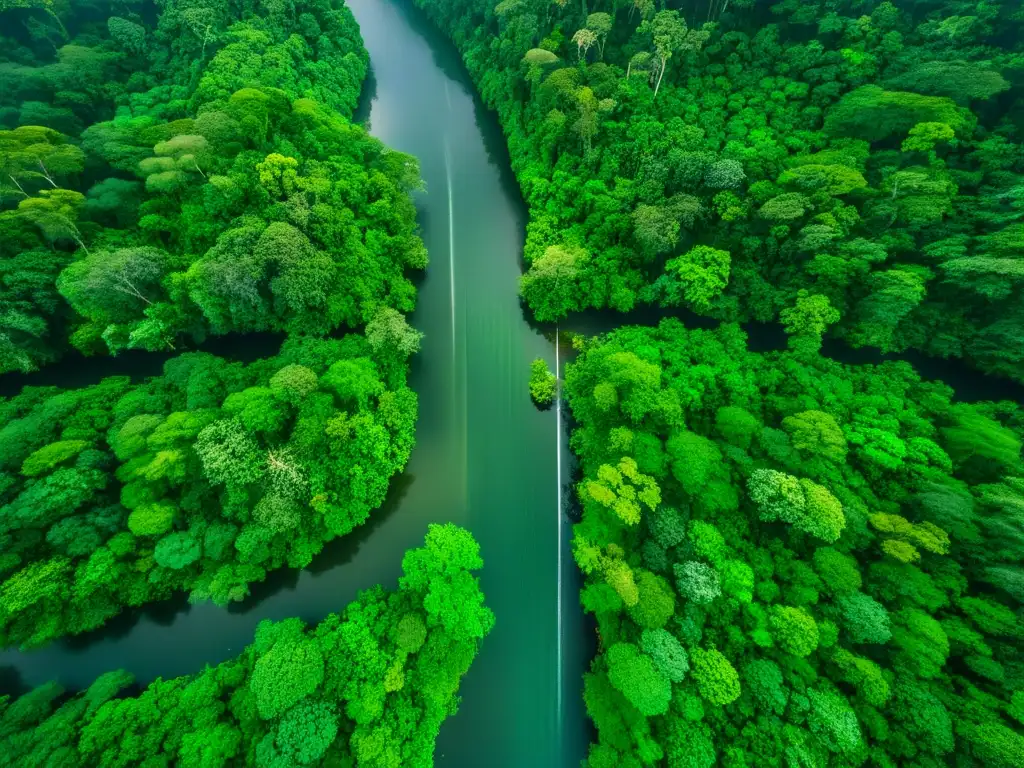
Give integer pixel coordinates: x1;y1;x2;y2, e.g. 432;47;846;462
353;61;379;127
0;665;28;698
26;473;416;655
57;592;193;653
0;332;284;397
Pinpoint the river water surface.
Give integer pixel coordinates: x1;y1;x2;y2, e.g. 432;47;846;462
0;1;590;764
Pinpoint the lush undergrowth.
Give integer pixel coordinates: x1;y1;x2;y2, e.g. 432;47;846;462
0;0;428;648
566;320;1024;767
0;523;494;768
413;0;1024;381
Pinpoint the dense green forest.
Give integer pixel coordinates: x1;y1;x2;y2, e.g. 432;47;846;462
413;0;1024;380
1;0;424;374
566;320;1024;767
0;335;417;648
0;0;427;647
0;523;494;767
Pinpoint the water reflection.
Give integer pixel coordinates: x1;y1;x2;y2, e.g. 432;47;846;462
0;332;284;396
0;666;27;699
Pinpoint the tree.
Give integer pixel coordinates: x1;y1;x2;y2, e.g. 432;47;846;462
690;647;740;706
632;203;680;259
365;306;422;361
522;47;560;87
715;407;759;449
759;192;811;223
627;51;653;80
891;608;949;679
153;134;211;179
399;523;494;642
194;418;265;487
269;364;319;404
154;531;202;570
641;628;688;682
807;688;862;755
849;267;929;351
656;245;730;312
83;178;142;225
17;189;87;253
813;548;861;595
942;407;1022;481
640;11;705;98
250;633;325;720
837;592;892;644
571;86;613;154
258;698;339;765
743;659;788;715
253;494;302;533
649;506;687;549
584;457;661;526
781;410;847;463
321;358;383;410
585;13;612;59
720;560;754;603
529;357;556;406
127;503;175;537
606;642;672;716
769;605;819;657
20;440;87;476
107;17;146;55
965;722;1024;768
519;245;587;321
704;159;746;190
572;28;597;62
825;86;970;142
673;561;720;605
777;164;867;196
1;126;84;198
748;470;846;543
780;292;840;355
885;61;1009;104
57;247;171;331
902;122;956;154
628;570;675;629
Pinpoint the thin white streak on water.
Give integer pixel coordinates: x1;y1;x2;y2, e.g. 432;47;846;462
555;327;563;738
444;139;455;363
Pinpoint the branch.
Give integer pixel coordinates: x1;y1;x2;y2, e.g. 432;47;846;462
267;449;307;490
112;267;153;305
6;174;29;199
37;160;57;188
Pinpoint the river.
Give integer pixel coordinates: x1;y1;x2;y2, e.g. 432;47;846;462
0;0;590;765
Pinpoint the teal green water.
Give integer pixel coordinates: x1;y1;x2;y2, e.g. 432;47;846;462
0;0;589;764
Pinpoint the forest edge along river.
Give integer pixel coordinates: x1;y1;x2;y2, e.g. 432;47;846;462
0;0;590;766
2;1;1024;767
